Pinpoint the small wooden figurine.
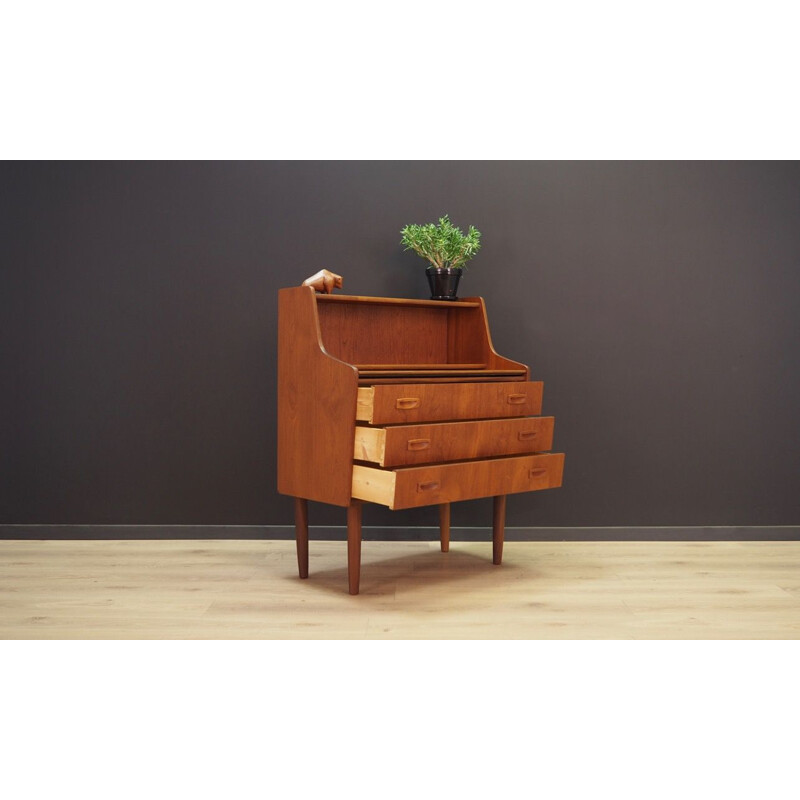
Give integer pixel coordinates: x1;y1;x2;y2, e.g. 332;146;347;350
302;269;343;294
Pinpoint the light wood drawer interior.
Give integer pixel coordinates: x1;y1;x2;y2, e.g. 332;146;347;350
352;453;565;510
356;381;543;424
354;417;555;466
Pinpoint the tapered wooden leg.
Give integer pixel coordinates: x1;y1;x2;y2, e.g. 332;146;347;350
347;500;362;595
439;503;451;552
492;495;506;565
295;497;308;579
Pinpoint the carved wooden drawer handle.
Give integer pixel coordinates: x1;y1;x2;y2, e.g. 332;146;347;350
529;467;548;479
396;397;421;410
407;438;431;451
507;394;527;405
417;481;440;492
517;431;537;441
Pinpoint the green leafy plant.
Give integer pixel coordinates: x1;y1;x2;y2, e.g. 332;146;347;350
400;214;482;270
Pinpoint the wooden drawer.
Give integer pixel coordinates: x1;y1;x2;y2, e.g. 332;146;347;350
356;381;543;424
351;452;565;510
354;416;555;467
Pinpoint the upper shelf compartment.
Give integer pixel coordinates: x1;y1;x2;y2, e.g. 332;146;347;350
312;291;526;377
316;293;484;367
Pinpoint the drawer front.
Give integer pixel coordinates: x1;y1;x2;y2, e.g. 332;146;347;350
352;453;565;510
354;417;555;467
357;381;543;424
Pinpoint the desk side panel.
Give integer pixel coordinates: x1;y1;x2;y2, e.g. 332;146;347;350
277;287;358;506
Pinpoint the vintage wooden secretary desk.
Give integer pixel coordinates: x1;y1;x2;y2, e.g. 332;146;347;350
277;286;564;594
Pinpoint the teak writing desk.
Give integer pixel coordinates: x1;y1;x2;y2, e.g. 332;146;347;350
277;287;565;594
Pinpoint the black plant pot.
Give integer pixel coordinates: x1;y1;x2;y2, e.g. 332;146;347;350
426;267;462;301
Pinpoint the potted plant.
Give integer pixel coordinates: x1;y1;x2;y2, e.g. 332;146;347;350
400;214;482;300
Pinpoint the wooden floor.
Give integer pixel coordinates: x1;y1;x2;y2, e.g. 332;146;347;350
1;539;799;639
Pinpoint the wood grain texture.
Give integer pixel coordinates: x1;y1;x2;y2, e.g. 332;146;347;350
356;369;526;378
355;417;556;467
319;302;449;365
347;500;362;595
391;452;563;510
351;464;396;504
354;364;487;371
354;426;386;463
357;381;544;424
358;376;527;385
2;540;799;639
316;295;480;308
295;498;309;578
352;453;564;509
316;294;523;375
440;503;451;553
493;495;506;565
277;287;359;506
449;297;529;375
446;304;490;365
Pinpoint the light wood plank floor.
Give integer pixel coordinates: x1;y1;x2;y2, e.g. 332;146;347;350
1;539;799;639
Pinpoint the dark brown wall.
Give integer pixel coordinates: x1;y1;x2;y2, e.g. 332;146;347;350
2;161;799;531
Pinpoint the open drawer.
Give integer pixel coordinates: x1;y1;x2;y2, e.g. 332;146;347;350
354;416;555;467
356;381;543;424
351;452;565;510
